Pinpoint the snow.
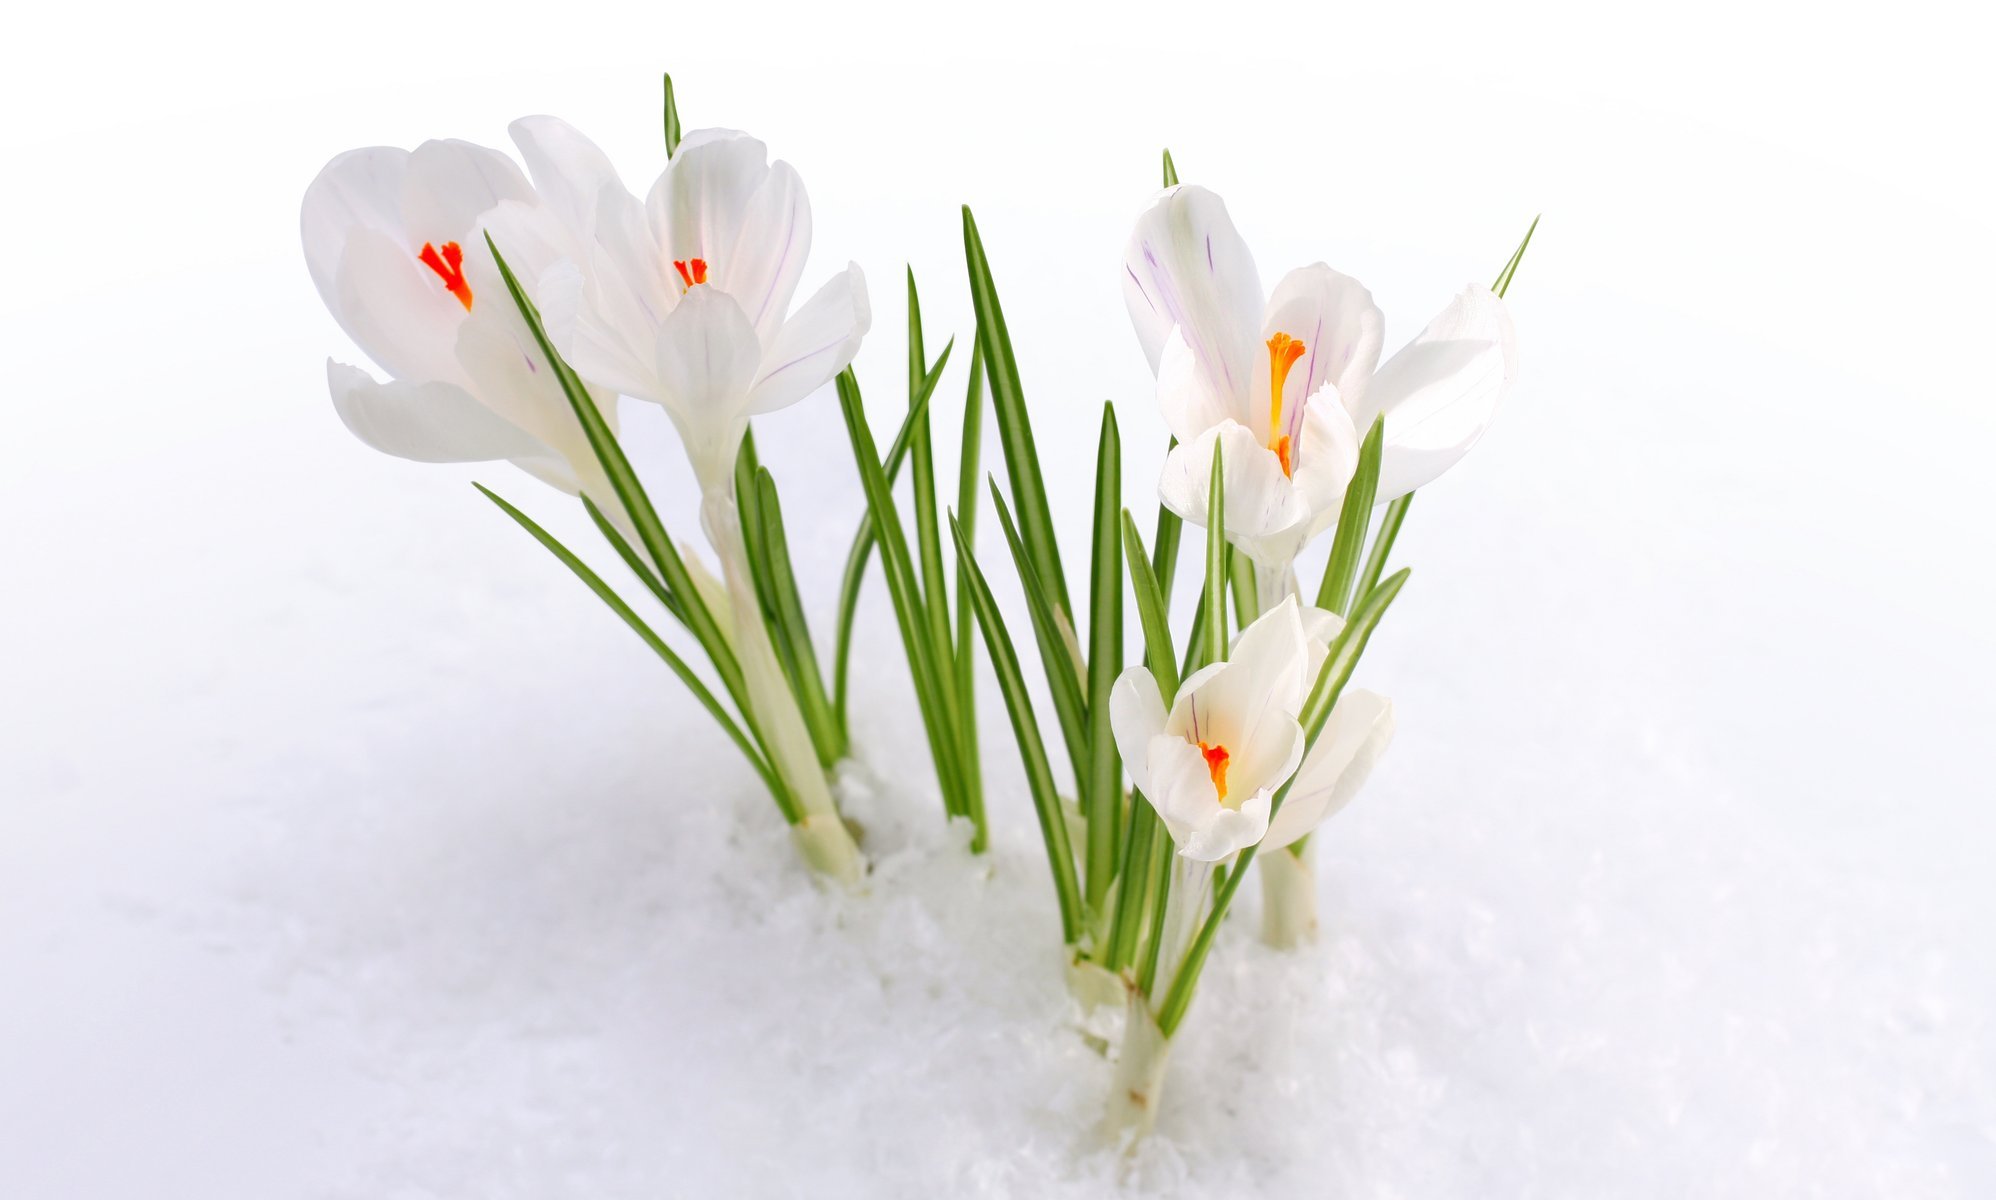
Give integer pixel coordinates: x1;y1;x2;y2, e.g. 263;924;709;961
4;5;1995;1195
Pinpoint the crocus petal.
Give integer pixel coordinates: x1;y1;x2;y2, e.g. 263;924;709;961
1155;328;1237;446
1180;789;1272;862
650;285;763;490
1157;423;1311;566
301;146;408;322
400;139;535;246
647;128;769;269
332;229;472;386
1358;285;1519;501
1123;185;1264;403
1109;667;1170;797
508;116;622;239
1145;734;1221;846
746;263;869;415
723;160;811;345
1289;386;1362;538
1262;264;1384;418
326;360;547;463
550;184;675;400
1172;596;1309;771
1263;689;1395;851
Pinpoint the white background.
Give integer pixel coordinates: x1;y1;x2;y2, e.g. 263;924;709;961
3;1;1992;1195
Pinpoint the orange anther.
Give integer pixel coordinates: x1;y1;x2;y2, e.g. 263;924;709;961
1266;332;1307;473
1199;741;1232;803
418;241;473;311
673;257;710;289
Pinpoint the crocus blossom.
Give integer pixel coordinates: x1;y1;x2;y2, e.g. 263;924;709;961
1123;184;1518;565
1109;597;1314;860
302;119;626;505
548;128;869;495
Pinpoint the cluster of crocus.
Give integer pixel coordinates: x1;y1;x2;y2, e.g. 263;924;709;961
302;80;1529;1143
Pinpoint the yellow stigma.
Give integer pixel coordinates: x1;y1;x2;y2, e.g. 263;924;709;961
1266;332;1307;477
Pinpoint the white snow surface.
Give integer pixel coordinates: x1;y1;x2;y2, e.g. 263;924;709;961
4;9;1995;1196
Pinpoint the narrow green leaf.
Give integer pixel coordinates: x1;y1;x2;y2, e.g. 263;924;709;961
962;206;1071;618
1161;148;1179;187
583;495;688;631
905;270;956;714
1494;214;1540;298
662;73;682;157
1156;567;1412;1035
1314;415;1385;617
836;370;969;821
1103;799;1159;972
1202;440;1228;668
1150;438;1184;607
1083;403;1124;911
952;338;989;829
989;481;1089;788
733;428;782;631
1136;814;1174;994
1119;511;1179;699
476;483;792;819
830;342;952;736
484;235;752;732
1354;493;1412;602
1228;546;1258;629
755;468;842;766
952;512;1083;944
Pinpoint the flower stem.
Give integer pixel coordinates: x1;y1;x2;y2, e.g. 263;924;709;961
703;489;862;884
1103;992;1173;1142
1258;842;1319;948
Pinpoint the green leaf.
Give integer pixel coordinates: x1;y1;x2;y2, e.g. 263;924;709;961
830;342;952;736
1161;148;1179;187
583;495;688;631
483;234;754;740
951;512;1083;944
476;483;792;819
1314;415;1385;617
1103;799;1159;972
1155;567;1412;1035
1354;492;1413;602
989;481;1090;790
952;338;989;828
836;369;971;828
1228;546;1258;630
905;270;956;719
755;468;843;766
962;206;1071;619
1083;403;1124;912
1150;439;1184;608
1119;511;1179;699
1494;214;1540;298
662;73;682;157
1202;439;1228;668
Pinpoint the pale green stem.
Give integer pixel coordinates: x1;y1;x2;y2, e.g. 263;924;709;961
1254;557;1318;947
1110;854;1211;1141
702;489;862;884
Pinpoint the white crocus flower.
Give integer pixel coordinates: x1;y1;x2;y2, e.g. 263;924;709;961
549;128;869;496
1109;596;1314;861
301;118;625;506
1123;185;1518;566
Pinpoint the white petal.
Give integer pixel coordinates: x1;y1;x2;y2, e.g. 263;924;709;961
1360;285;1519;501
1289;386;1361;538
1109;667;1169;797
1176;596;1309;768
1122;185;1263;404
1156;423;1311;567
651;286;763;490
723;160;812;345
1155;328;1236;446
400;138;535;245
1297;604;1345;686
1263;690;1395;851
301;146;408;321
331;229;471;385
647;129;769;268
1262;264;1384;418
554;184;675;400
326;360;545;463
746;263;868;415
1145;734;1220;847
508;115;622;238
1180;789;1271;862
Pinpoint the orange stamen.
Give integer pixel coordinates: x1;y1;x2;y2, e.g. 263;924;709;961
418;241;473;311
673;257;710;289
1199;741;1231;803
1266;332;1307;476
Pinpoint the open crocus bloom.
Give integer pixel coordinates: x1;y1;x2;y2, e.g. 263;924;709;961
302;118;626;504
547;128;869;495
1110;597;1314;861
1259;606;1397;851
1124;185;1518;565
